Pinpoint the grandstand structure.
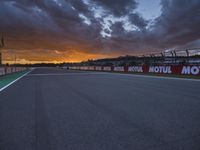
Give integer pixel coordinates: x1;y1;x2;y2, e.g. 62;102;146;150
74;48;200;66
140;48;200;65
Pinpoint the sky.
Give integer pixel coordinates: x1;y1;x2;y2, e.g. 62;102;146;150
136;0;161;20
0;0;200;64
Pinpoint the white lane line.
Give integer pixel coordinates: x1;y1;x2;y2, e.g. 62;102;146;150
0;70;32;92
26;72;107;76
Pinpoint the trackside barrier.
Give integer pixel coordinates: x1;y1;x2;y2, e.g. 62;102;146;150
0;67;27;76
69;65;200;76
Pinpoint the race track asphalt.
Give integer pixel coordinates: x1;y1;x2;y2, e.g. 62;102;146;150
0;67;200;150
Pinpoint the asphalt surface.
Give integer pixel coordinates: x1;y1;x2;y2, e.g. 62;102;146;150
0;67;200;150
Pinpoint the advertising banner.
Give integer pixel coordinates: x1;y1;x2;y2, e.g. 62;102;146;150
128;66;143;73
69;65;200;76
95;66;102;71
103;66;112;71
181;66;200;75
0;67;5;75
114;66;125;72
0;67;26;76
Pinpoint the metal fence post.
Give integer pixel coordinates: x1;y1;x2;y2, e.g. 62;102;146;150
0;35;4;66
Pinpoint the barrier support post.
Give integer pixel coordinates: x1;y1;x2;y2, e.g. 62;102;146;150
0;35;4;66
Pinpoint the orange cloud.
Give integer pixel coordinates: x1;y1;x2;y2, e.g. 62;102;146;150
2;49;118;64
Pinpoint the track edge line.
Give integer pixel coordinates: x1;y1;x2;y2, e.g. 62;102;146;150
0;69;32;92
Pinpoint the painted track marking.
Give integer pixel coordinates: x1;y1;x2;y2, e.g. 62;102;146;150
0;70;32;92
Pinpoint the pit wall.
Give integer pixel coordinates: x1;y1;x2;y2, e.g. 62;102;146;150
69;65;200;76
0;67;27;76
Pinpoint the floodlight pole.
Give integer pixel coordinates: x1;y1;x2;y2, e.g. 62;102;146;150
0;49;1;65
0;45;3;66
0;35;4;66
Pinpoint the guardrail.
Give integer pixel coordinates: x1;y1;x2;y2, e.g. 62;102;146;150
68;65;200;76
0;67;27;76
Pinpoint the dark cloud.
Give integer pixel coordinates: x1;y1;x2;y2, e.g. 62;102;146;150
128;13;148;30
0;0;101;52
92;0;137;17
150;0;200;49
0;0;200;62
106;0;200;53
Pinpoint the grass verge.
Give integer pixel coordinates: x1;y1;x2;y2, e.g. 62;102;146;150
0;70;29;89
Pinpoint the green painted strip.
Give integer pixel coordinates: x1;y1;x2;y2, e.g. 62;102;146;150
0;70;29;89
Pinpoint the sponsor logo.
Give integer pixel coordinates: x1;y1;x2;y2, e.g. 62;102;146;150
70;67;78;70
103;67;112;71
80;66;89;70
95;67;102;71
181;66;200;75
88;66;95;70
114;67;124;72
149;66;172;74
128;66;143;72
